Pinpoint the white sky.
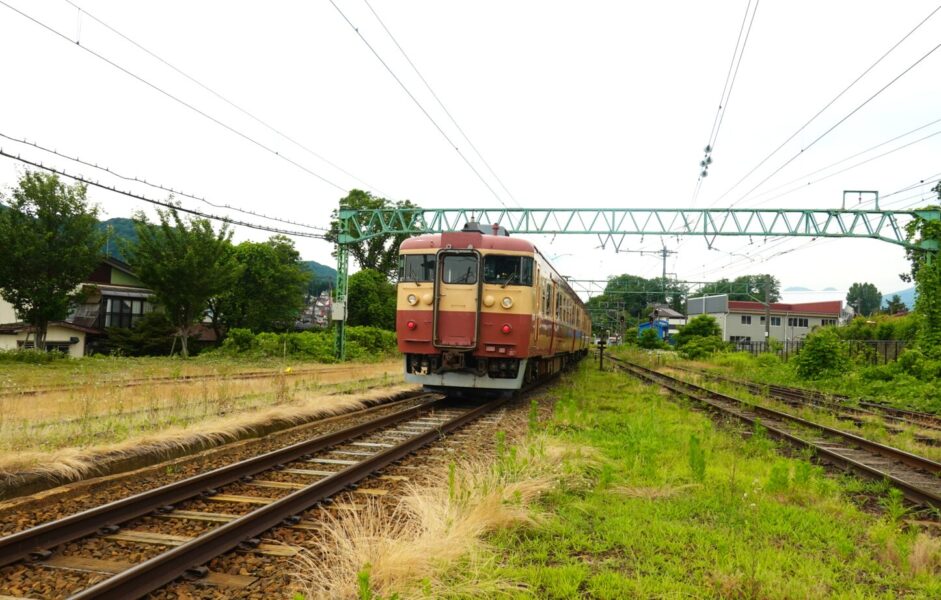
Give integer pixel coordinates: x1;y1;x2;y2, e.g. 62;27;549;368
1;0;939;304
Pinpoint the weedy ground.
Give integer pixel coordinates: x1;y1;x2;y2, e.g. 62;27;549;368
0;358;402;475
324;363;941;599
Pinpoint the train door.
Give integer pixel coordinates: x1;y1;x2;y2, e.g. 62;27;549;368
433;250;481;349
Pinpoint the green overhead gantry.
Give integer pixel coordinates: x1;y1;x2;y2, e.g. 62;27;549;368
333;206;941;358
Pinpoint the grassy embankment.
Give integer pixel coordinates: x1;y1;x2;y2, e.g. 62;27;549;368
0;356;404;476
296;362;941;598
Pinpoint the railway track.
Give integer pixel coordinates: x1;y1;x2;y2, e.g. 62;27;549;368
0;394;504;599
670;363;941;433
608;356;941;509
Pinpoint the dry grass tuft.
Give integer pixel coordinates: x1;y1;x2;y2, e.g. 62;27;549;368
294;437;593;599
909;533;941;576
613;483;701;500
0;384;417;482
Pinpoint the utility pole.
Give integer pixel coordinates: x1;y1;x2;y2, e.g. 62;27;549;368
764;278;771;345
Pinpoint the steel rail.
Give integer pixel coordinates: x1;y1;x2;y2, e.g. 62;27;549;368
670;363;941;432
0;394;440;567
68;396;507;599
609;357;941;508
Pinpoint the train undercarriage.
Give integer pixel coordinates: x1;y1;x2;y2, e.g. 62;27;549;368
404;350;587;393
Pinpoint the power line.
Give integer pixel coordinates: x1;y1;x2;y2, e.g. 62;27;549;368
708;3;941;208
728;38;941;208
709;0;760;154
61;0;388;198
362;0;519;208
327;0;510;208
0;132;329;231
0;149;325;239
0;0;349;193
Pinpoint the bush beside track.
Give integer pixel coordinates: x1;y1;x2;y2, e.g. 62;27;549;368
215;326;398;362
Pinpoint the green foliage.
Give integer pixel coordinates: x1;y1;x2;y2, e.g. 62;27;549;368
347;269;396;330
325;190;421;278
103;312;177;356
766;461;791;493
0;348;70;363
846;282;882;316
697;274;781;302
901;203;941;283
0;171;104;349
125;206;239;357
216;326;396;362
209;236;308;334
679;335;727;360
674;314;723;348
793;328;850;379
837;313;918;341
914;255;941;358
637;327;665;349
688;434;706;482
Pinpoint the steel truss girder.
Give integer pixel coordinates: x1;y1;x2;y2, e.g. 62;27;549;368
337;207;940;249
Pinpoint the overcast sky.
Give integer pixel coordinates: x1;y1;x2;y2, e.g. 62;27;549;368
1;1;939;303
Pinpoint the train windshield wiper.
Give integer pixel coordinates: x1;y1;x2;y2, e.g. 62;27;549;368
501;273;517;288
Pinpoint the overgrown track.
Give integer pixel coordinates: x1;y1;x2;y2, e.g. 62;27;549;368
0;364;382;398
609;356;941;509
0;393;506;599
670;363;941;433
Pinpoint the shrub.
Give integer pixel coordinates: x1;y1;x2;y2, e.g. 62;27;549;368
225;328;257;352
675;315;722;348
103;312;177;356
679;336;727;360
637;328;665;350
213;326;397;362
793;328;849;379
0;348;70;363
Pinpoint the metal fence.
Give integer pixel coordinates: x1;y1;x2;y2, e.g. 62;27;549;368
731;339;907;365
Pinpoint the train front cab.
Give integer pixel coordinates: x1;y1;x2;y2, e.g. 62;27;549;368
397;243;536;391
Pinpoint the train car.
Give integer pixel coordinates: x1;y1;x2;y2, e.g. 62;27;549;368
395;220;591;392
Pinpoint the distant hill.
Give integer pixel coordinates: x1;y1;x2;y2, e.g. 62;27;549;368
883;286;916;310
783;286;812;292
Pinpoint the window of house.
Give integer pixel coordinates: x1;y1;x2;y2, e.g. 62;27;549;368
771;316;781;326
483;255;533;285
441;255;477;284
788;317;809;328
741;315;752;325
821;318;837;326
102;297;149;329
730;336;751;343
399;254;435;282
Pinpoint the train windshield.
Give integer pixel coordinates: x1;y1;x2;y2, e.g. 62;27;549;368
399;254;435;282
483;255;533;286
442;255;478;284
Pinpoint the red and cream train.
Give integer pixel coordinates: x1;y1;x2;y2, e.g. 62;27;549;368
395;221;590;392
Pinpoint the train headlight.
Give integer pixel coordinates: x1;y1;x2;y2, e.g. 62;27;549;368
501;296;513;309
422;293;433;305
407;293;418;306
406;320;417;330
483;295;495;307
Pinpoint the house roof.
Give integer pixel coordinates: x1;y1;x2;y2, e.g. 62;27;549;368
650;307;685;319
727;300;842;316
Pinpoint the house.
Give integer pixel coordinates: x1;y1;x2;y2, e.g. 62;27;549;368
687;294;842;343
638;319;670;340
0;257;155;357
647;304;686;338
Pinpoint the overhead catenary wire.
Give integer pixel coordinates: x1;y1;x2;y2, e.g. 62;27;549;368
707;3;941;208
362;0;520;208
327;0;511;209
0;133;330;231
0;149;326;239
60;0;389;198
0;0;349;193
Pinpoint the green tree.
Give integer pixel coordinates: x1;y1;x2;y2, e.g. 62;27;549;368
674;314;723;348
637;327;665;349
209;236;308;335
347;269;396;330
846;282;882;317
883;294;907;315
325;190;421;278
125;206;239;357
698;274;780;302
793;328;849;379
0;172;104;350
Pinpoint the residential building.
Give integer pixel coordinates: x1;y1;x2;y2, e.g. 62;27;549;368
648;304;686;338
0;257;155;357
687;294;842;343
